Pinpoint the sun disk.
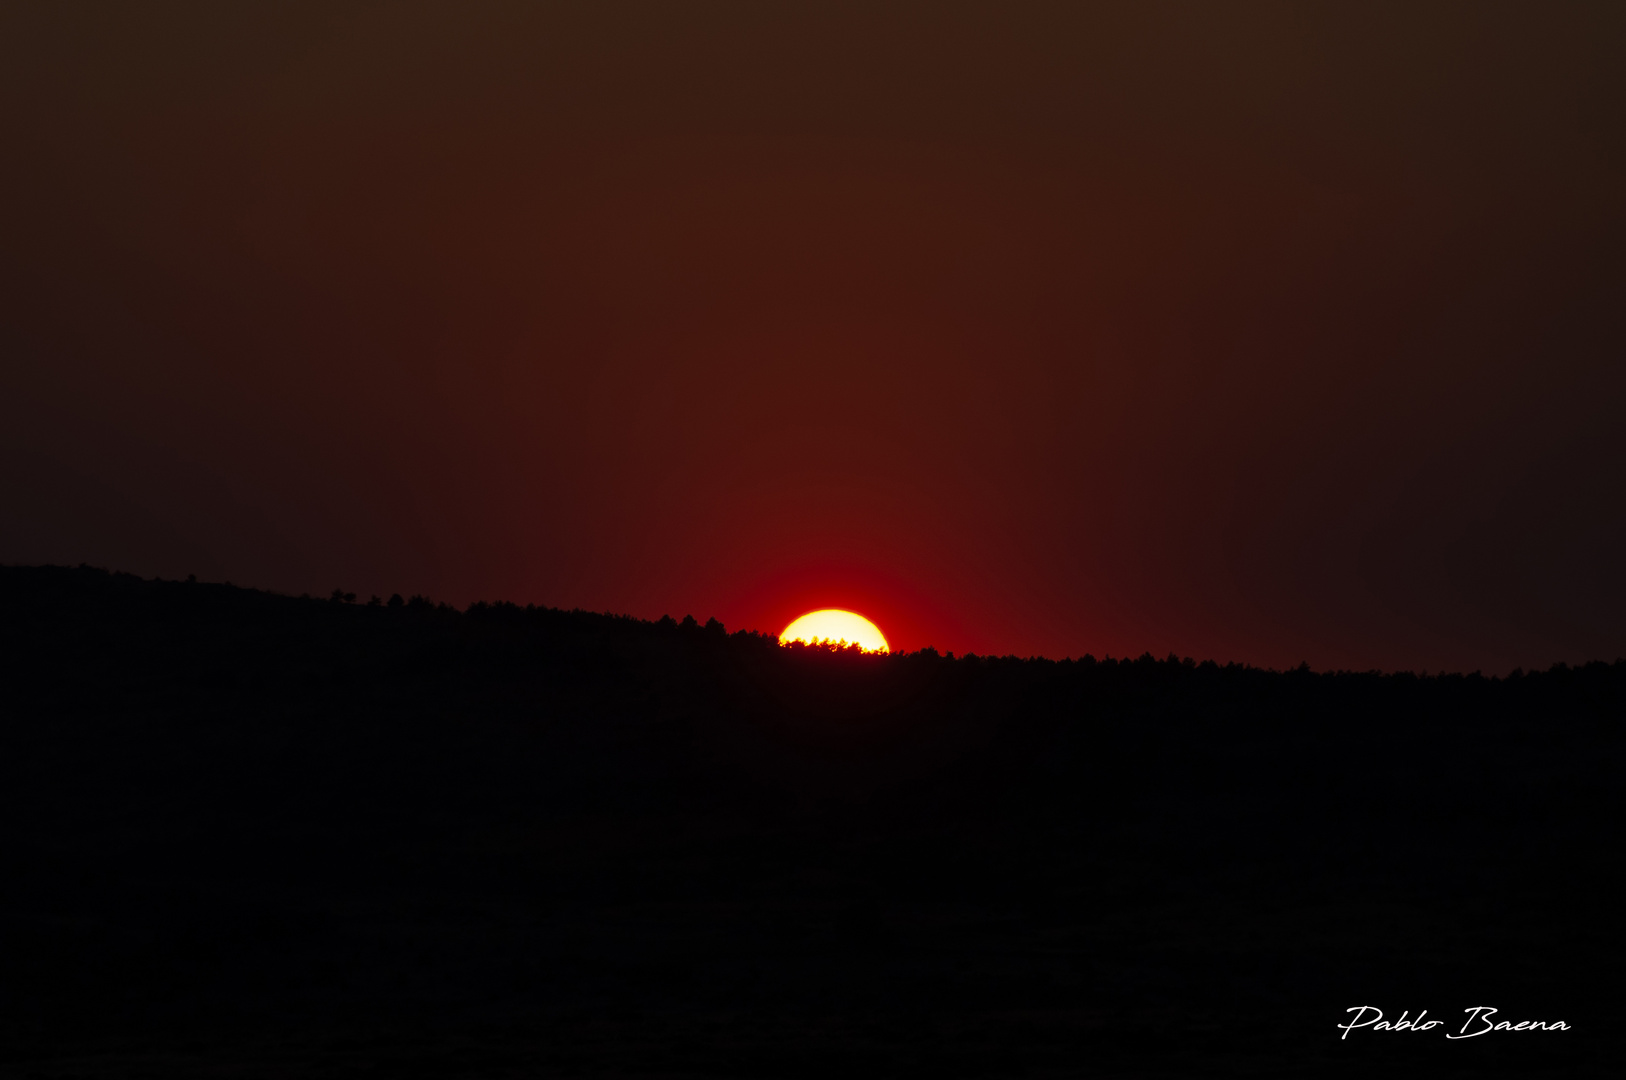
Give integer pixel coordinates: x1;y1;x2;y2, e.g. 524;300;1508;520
779;609;890;652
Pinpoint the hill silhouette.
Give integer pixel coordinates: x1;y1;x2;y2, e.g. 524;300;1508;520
1;565;1620;1076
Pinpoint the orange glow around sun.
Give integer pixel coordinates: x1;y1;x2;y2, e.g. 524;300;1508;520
779;609;890;652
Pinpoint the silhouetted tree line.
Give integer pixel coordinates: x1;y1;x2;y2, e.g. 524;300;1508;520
4;562;1620;827
5;563;1621;721
1;563;1621;1077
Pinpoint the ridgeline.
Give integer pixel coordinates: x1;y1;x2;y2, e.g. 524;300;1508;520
2;565;1621;1077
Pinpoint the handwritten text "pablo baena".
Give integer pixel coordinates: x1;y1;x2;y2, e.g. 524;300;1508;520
1339;1007;1570;1039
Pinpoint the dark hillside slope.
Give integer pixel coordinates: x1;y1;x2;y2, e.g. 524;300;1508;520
1;565;1621;1076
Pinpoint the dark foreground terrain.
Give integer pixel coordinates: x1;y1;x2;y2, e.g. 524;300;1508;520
1;566;1621;1077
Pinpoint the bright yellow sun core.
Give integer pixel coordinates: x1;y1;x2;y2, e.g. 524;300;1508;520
779;609;890;652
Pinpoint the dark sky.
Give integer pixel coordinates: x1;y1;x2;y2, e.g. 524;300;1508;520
3;2;1623;671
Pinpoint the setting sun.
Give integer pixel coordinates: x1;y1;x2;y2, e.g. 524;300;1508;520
779;609;890;652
